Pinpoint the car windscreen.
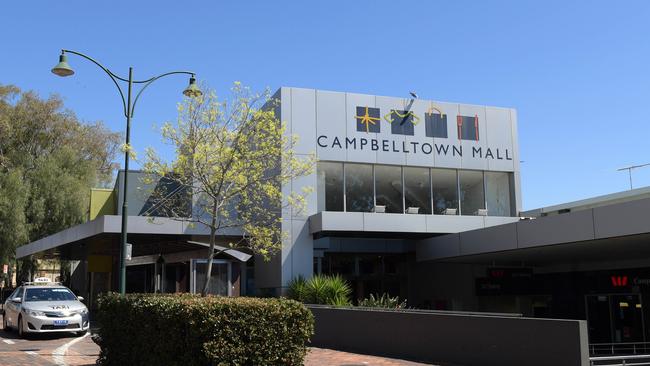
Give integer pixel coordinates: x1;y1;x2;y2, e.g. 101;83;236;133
24;288;76;302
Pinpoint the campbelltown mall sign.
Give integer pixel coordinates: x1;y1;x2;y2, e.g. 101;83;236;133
316;105;514;160
317;135;514;160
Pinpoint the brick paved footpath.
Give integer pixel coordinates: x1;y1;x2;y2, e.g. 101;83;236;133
0;315;433;365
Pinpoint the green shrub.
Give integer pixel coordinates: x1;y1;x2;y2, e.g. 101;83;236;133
287;275;308;302
96;293;314;366
358;293;407;309
287;274;351;306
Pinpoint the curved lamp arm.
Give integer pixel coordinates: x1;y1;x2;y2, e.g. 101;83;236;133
130;71;196;118
61;49;129;117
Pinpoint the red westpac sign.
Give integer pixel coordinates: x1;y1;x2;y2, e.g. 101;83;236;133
611;275;628;287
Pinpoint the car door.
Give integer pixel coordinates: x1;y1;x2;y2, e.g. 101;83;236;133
5;287;23;326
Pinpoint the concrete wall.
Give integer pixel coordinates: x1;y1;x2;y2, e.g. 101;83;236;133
309;306;589;366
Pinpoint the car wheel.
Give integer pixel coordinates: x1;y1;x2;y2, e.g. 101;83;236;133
17;316;24;338
2;313;10;332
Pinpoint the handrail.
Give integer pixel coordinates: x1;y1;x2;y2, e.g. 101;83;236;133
590;353;650;366
590;342;650;356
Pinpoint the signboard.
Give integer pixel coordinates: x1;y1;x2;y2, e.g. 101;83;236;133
487;267;533;279
125;243;132;261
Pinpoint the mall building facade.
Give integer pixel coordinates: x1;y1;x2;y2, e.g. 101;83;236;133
19;87;650;349
255;87;522;299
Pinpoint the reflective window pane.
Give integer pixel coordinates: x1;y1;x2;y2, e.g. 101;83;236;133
375;165;403;213
459;170;485;215
345;163;374;212
432;169;458;215
317;162;344;212
195;262;229;296
485;172;515;216
404;167;431;214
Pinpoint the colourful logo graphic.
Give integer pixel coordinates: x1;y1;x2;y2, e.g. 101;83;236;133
354;106;480;142
611;275;628;287
425;106;448;138
384;110;420;136
355;106;381;133
457;114;479;141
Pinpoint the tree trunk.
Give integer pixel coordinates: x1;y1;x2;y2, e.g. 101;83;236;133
201;204;218;296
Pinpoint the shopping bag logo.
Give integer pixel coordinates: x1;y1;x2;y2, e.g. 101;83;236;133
457;114;479;141
425;106;448;138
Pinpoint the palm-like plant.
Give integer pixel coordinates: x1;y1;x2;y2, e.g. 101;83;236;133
287;274;352;306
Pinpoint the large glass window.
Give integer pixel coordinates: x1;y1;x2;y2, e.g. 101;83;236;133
375;165;403;213
485;172;515;216
431;169;458;214
404;167;431;214
459;170;485;215
317;162;344;212
345;163;374;212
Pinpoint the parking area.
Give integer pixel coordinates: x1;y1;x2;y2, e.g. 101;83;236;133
0;314;97;366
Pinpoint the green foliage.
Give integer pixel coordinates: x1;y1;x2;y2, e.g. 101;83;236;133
0;84;121;274
142;83;315;295
96;293;314;366
287;274;352;306
358;293;408;309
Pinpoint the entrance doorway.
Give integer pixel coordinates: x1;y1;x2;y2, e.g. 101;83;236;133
191;259;232;296
586;294;646;344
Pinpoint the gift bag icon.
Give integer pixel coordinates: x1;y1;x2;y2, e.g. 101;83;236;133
356;106;381;133
457;114;479;141
425;109;448;138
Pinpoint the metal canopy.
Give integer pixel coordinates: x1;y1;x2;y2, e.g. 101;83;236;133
186;241;252;262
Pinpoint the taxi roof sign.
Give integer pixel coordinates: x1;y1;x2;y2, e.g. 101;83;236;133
34;277;51;283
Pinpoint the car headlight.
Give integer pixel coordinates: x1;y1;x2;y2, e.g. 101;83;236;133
73;308;88;315
24;309;45;316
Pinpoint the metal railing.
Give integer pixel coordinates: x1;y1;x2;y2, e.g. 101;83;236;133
591;343;650;356
590;354;650;365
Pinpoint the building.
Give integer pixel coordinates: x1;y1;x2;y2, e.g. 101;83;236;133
16;87;648;350
255;87;521;300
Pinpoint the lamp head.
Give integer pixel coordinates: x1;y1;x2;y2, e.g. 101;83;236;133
183;76;202;97
51;54;75;77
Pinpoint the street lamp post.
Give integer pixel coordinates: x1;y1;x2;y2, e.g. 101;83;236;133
51;49;201;294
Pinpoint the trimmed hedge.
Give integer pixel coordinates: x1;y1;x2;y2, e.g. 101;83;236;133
96;293;314;366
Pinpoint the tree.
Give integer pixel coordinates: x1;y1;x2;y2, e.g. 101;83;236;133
143;83;314;296
0;84;121;283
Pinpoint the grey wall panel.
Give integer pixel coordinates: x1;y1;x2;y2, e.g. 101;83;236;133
315;90;347;162
485;107;515;172
593;198;650;238
289;219;313;285
317;211;364;232
290;88;317;155
416;234;461;261
291;171;318;219
458;104;488;171
459;222;518;256
309;306;589;366
426;215;485;233
345;93;377;164
517;210;595;248
431;102;462;169
375;95;407;166
406;98;436;167
363;213;427;233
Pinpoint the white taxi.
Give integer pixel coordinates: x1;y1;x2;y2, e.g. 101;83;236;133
2;278;89;338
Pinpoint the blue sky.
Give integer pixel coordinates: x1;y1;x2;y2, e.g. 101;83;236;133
2;0;649;210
